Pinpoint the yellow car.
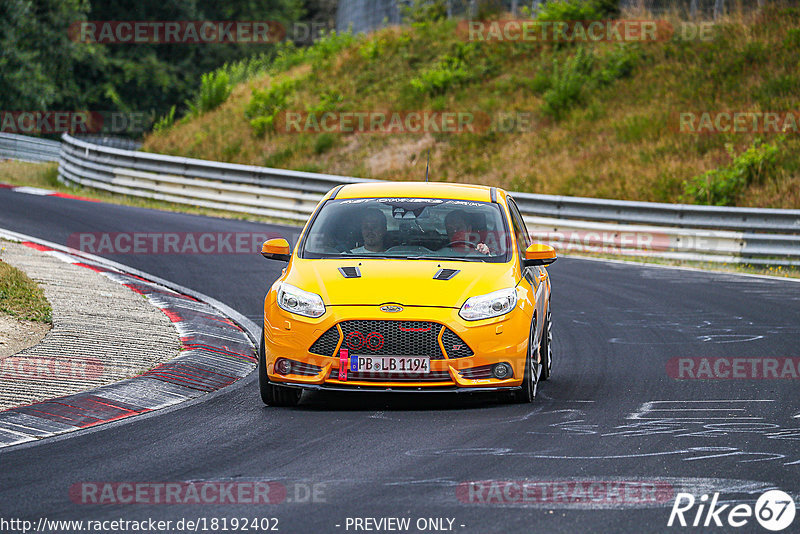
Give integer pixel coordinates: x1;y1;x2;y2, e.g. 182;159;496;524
259;182;556;406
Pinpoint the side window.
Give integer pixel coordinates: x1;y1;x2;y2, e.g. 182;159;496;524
507;198;530;258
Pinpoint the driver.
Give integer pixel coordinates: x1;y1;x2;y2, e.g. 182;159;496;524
444;210;490;255
350;208;388;253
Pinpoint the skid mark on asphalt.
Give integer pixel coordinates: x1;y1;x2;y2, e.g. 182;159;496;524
405;446;790;464
605;309;781;344
316;475;786;510
632;268;800;302
508;399;800;466
627;399;774;421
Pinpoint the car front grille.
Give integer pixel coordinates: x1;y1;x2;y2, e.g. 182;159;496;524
309;327;341;356
441;328;474;358
308;320;473;361
329;368;452;382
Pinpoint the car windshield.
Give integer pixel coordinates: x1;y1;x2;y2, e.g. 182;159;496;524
301;197;512;262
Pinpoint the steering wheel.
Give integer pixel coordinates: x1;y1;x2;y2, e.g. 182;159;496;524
446;240;476;249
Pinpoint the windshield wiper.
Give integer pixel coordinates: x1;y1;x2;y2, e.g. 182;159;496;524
404;256;490;262
336;254;407;260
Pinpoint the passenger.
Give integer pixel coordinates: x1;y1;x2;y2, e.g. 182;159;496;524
444;210;490;255
350;208;388;253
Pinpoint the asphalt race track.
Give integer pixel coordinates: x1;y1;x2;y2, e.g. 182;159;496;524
1;189;799;533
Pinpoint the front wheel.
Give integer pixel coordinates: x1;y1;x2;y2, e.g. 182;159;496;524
259;331;301;407
540;309;553;381
509;319;539;403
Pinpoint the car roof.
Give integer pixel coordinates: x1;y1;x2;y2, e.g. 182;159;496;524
334;182;505;202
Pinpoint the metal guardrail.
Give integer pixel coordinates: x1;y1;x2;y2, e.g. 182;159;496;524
55;132;800;266
0;133;60;163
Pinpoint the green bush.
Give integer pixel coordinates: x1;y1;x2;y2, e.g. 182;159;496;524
536;0;619;22
541;44;639;120
303;31;359;69
402;0;448;24
265;32;360;74
541;47;595;119
314;133;335;154
245;78;299;137
223;54;276;86
682;138;783;206
306;91;343;114
409;42;485;97
187;71;231;116
784;27;800;48
598;44;639;85
152;105;176;133
181;31;357;127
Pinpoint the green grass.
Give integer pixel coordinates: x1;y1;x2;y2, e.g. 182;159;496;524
0;252;52;323
143;4;800;209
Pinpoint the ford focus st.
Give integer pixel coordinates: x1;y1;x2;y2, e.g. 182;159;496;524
259;182;556;406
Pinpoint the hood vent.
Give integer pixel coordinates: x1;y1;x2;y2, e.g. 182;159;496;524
338;266;361;279
433;268;460;281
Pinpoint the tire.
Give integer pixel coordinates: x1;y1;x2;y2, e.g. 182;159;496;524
540;309;553;381
259;330;301;407
509;318;539;403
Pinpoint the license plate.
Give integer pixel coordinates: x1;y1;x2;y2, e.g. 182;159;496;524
352;356;430;374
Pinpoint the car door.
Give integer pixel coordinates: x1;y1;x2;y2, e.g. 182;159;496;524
507;197;547;349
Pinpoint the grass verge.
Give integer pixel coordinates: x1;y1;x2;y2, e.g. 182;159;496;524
0;247;53;323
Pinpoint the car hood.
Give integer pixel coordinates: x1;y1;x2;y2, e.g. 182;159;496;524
283;259;519;307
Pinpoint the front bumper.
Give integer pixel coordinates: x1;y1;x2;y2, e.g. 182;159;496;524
268;381;523;394
263;297;533;391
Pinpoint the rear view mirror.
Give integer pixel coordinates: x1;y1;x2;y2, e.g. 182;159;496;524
261;239;291;262
523;243;557;267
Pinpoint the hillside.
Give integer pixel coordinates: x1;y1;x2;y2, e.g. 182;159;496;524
143;2;800;208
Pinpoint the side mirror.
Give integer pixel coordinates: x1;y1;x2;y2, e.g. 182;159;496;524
261;239;291;262
523;243;557;267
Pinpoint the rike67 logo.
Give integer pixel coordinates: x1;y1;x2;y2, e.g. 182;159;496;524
668;490;796;531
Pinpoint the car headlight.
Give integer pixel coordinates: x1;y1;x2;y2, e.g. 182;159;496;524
459;288;517;321
276;282;325;318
